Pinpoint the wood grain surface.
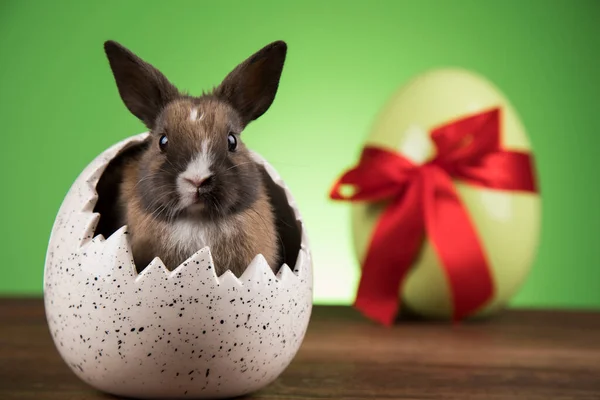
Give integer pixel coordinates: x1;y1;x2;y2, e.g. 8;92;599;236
1;298;599;399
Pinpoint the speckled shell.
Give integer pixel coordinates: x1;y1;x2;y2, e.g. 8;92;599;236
43;133;313;399
351;69;541;320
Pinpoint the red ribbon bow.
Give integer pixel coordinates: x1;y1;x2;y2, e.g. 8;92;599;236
330;108;539;325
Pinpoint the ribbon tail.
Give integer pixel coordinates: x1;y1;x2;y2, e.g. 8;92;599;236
354;179;425;326
422;166;495;321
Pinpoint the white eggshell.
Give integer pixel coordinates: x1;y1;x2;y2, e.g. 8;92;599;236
43;133;313;399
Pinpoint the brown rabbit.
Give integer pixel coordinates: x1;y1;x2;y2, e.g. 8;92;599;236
103;40;286;277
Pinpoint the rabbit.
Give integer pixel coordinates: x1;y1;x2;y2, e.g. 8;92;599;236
102;39;286;277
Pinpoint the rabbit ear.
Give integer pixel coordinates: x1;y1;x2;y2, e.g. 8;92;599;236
215;41;287;127
104;40;179;128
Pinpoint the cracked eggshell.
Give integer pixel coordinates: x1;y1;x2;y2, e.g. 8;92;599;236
43;133;313;399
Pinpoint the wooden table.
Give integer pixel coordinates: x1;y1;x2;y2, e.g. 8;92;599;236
1;298;599;399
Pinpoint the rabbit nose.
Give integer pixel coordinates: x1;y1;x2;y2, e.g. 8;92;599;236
185;176;213;189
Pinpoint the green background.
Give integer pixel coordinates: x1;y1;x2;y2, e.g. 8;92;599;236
1;0;599;309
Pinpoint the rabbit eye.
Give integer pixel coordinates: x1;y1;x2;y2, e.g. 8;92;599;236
159;135;168;151
227;133;237;152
